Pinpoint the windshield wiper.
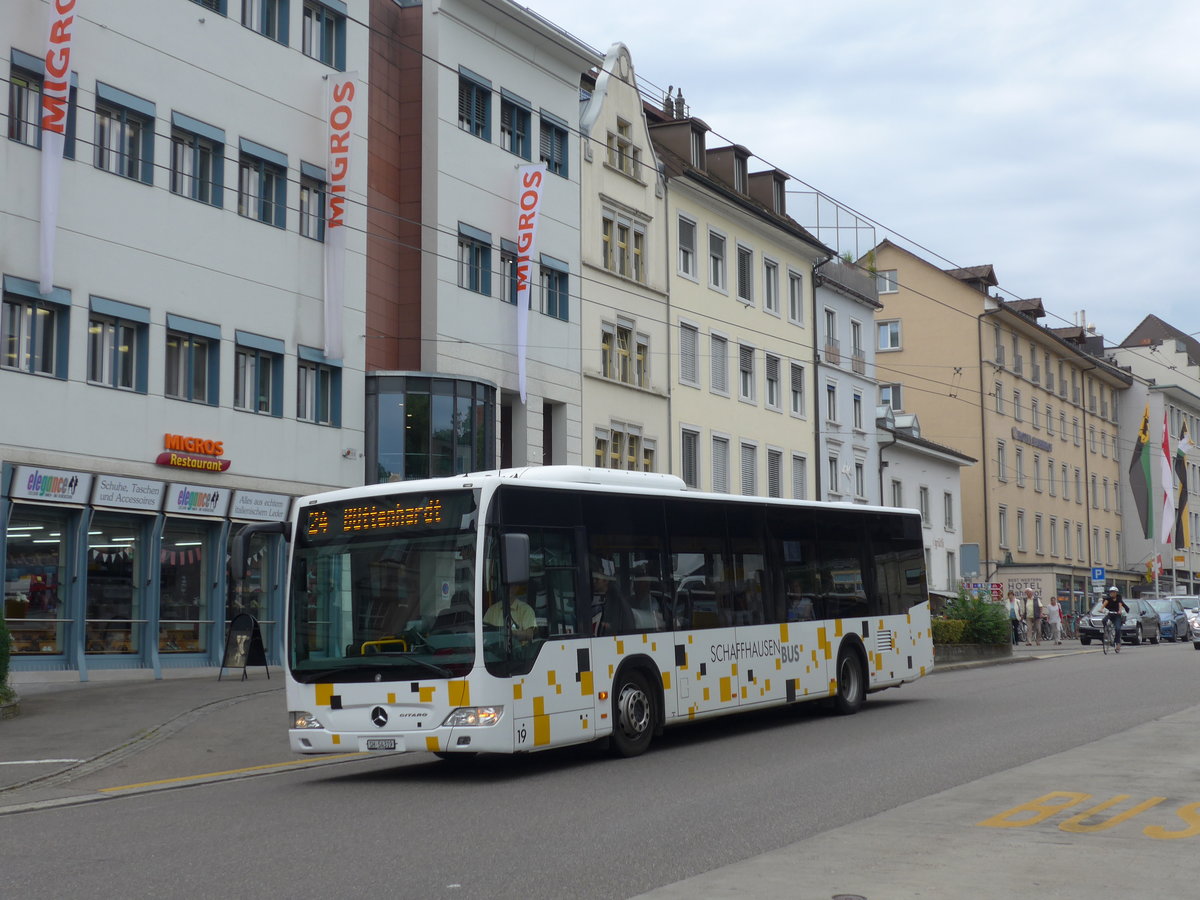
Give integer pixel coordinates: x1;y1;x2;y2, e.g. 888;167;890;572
293;656;450;683
373;652;452;679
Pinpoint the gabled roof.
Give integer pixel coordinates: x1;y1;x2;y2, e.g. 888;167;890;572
1120;314;1200;366
943;264;998;289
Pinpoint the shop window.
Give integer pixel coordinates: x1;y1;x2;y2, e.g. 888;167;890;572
4;507;70;655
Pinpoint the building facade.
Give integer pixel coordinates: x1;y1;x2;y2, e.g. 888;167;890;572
814;258;883;504
649;113;828;498
876;410;974;603
1112;315;1200;595
867;240;1132;606
3;0;369;675
365;0;599;481
577;44;670;474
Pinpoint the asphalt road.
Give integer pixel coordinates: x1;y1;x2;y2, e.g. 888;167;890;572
6;642;1200;899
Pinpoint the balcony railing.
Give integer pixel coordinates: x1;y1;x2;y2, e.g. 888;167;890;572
824;338;841;366
851;348;866;374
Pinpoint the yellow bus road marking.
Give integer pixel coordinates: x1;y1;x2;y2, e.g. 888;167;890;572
99;753;367;793
977;792;1200;840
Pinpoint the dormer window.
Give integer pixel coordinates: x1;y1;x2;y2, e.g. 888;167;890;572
733;155;747;193
690;128;705;168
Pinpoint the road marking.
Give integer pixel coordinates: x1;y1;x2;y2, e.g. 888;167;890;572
98;753;367;793
978;792;1200;840
0;759;84;765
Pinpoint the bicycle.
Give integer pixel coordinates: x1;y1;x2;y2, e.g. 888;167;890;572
1102;616;1122;655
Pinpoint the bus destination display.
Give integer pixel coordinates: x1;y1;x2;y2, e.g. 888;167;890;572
304;497;446;537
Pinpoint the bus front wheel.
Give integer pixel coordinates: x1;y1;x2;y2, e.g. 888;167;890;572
611;670;655;757
832;647;866;715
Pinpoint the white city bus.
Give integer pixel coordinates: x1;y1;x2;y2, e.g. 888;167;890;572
257;466;933;759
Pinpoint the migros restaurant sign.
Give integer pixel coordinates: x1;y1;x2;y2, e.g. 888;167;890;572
155;433;231;473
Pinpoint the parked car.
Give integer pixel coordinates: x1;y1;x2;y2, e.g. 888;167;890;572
1148;597;1190;642
1165;595;1200;648
1078;596;1161;646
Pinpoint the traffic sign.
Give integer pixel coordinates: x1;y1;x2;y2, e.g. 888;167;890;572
1091;566;1105;582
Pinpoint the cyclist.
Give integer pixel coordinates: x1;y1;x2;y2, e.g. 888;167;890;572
1100;586;1129;652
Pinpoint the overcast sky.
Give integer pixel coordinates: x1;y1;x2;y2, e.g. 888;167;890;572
525;0;1200;347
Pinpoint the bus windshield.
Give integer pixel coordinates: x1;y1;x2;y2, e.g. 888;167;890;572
289;490;479;682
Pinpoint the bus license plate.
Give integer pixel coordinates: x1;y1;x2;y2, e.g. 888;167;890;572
366;738;397;751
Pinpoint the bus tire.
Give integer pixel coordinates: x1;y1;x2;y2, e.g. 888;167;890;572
832;645;866;716
611;669;655;757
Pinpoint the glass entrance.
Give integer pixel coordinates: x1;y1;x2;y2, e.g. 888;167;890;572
160;519;213;653
85;512;145;654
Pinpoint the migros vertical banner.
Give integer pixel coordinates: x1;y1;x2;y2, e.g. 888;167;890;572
324;71;358;360
40;0;77;294
514;163;547;403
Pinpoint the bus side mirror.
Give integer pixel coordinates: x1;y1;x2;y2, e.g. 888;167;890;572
231;521;289;585
501;533;530;585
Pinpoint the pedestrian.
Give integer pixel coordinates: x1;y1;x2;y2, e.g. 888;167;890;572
1022;587;1042;646
1005;590;1020;645
1045;596;1063;645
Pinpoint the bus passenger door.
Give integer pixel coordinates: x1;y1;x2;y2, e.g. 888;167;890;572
503;527;597;752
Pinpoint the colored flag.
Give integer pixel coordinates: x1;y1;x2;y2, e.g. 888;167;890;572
40;0;78;294
1128;404;1152;539
1160;410;1175;546
323;71;358;360
1176;423;1195;550
513;163;547;403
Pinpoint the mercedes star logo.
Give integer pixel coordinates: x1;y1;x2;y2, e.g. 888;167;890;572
370;706;388;728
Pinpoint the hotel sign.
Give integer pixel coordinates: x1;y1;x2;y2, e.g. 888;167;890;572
1011;427;1052;453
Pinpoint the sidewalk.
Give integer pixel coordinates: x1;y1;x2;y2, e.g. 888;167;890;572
0;667;282;796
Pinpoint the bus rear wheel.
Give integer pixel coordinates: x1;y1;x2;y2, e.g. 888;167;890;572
832;647;865;715
611;670;654;757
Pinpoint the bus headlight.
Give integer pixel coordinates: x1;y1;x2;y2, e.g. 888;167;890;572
291;711;325;729
442;706;503;727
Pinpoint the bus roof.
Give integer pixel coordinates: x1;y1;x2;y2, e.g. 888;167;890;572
294;466;921;520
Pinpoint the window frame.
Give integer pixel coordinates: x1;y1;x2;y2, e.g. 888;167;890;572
94;83;155;185
539;256;569;321
763;258;780;316
877;269;898;293
735;244;754;305
500;90;532;160
238;139;288;228
243;0;289;43
458;68;491;141
299;162;327;241
2;276;70;379
297;345;341;426
877;319;901;351
457;223;493;296
708;228;727;292
233;331;285;417
302;0;347;70
170;113;225;208
677;214;698;280
164;314;220;406
87;296;149;393
539;110;569;177
787;269;804;325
